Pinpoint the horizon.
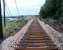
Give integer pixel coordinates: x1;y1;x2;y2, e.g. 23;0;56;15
1;0;45;17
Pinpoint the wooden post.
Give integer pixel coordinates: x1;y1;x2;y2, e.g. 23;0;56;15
0;0;3;43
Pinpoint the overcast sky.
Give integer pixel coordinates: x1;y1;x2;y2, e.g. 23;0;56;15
1;0;45;16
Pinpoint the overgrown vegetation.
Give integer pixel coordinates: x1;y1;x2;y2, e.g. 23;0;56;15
39;0;63;20
39;0;63;33
3;16;28;38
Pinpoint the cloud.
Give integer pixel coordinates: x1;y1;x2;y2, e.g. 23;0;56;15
2;0;46;16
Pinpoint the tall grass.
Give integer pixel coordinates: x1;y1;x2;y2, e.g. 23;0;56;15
3;17;28;38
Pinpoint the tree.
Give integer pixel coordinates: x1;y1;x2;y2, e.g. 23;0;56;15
39;0;62;20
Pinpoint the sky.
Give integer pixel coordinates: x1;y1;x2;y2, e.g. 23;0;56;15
1;0;45;16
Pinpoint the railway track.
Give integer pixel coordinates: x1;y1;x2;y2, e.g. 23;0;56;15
16;18;58;50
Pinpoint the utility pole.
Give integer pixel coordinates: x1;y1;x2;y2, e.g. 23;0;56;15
0;0;3;43
3;0;6;26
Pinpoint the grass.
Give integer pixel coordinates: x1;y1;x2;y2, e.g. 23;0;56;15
3;18;28;38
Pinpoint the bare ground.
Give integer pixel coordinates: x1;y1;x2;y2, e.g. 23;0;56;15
49;23;63;33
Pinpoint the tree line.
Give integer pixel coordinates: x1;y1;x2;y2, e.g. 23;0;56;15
39;0;63;20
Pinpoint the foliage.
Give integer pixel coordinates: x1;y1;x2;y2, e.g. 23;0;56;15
3;17;28;38
39;0;63;20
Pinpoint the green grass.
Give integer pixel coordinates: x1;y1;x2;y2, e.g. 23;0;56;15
3;18;28;38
